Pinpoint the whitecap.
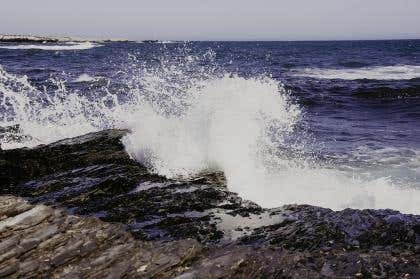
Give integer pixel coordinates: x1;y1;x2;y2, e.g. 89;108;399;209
293;65;420;80
157;41;178;44
73;74;99;83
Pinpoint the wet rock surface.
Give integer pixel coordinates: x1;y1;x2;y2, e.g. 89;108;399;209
0;129;419;278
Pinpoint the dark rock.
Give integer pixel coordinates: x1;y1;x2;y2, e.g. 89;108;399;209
0;34;133;43
0;129;264;243
0;129;419;278
0;35;64;42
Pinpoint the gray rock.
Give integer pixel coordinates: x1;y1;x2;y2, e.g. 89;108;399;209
0;196;202;278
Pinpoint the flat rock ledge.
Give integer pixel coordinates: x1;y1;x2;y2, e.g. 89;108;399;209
0;128;419;278
0;195;200;278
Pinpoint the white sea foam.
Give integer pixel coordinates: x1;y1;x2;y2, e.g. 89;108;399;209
1;56;419;214
293;65;420;80
121;67;420;214
73;74;99;83
0;42;101;50
157;41;178;44
123;75;300;178
0;65;117;149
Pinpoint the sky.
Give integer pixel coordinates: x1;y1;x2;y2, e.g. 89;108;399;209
1;0;419;41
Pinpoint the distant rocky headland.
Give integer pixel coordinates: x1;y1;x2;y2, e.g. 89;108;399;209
0;34;134;43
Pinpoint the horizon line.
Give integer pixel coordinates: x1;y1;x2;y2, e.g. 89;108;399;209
1;33;420;42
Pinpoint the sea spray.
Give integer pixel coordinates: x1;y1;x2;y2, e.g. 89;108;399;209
123;74;301;179
0;65;119;148
0;52;419;213
121;72;420;214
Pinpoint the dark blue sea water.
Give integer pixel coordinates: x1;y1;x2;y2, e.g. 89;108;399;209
1;40;419;212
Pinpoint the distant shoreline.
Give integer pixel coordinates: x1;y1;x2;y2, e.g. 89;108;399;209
0;34;133;43
1;34;419;43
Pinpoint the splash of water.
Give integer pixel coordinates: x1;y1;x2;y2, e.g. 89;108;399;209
1;53;419;214
123;74;300;178
0;65;124;148
121;64;420;214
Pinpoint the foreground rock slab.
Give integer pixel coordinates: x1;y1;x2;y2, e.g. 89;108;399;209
0;196;201;278
0;129;419;278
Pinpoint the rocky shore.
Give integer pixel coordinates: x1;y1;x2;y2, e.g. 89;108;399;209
0;35;165;44
0;34;132;43
0;128;419;278
0;35;97;43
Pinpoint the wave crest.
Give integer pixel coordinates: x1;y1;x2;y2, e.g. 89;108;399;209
293;65;420;80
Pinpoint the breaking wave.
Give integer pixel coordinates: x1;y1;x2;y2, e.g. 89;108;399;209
0;42;101;50
1;54;419;214
294;65;420;80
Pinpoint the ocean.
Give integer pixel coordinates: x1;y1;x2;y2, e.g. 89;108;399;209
0;40;419;213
